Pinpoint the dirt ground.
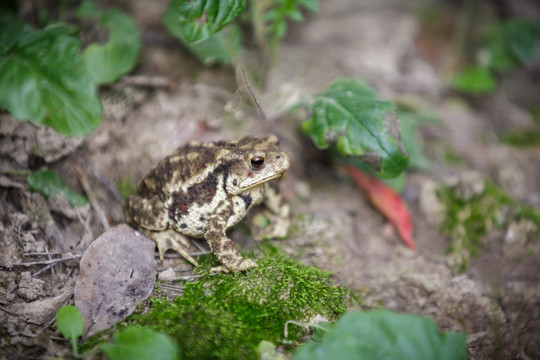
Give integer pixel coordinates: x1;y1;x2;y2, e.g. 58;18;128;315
1;0;540;359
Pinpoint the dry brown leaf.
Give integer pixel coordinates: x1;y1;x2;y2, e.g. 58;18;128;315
74;224;156;337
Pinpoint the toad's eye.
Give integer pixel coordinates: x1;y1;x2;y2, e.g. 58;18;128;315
250;156;265;169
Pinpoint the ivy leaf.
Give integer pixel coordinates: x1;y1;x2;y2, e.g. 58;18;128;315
163;0;246;43
163;7;241;65
0;18;30;53
294;310;466;360
76;1;141;85
56;305;84;357
0;25;102;136
27;170;88;208
100;327;179;360
302;78;409;178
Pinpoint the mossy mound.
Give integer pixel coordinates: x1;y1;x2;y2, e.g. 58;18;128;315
130;256;346;360
438;181;540;271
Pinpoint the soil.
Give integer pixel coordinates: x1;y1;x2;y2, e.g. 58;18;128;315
1;0;540;359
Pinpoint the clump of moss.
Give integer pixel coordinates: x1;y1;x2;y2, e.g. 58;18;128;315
437;181;540;271
501;127;540;147
128;254;346;360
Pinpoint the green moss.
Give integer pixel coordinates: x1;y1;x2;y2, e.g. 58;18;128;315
126;254;346;360
437;181;540;271
501;127;540;147
444;145;468;165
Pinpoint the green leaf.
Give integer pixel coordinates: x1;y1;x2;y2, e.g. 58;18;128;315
298;0;319;12
76;1;141;84
100;327;179;360
451;66;496;94
264;0;319;39
27;170;88;208
0;18;30;54
163;6;241;65
486;23;520;71
163;0;246;43
294;310;467;360
507;19;540;63
302;78;409;178
0;25;102;136
56;305;84;340
56;305;83;357
486;18;540;71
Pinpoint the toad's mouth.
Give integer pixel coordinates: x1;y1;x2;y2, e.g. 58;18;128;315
238;170;285;193
239;171;286;190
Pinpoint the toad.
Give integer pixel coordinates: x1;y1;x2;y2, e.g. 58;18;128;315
125;134;290;273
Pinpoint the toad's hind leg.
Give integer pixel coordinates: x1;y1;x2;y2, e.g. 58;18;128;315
152;230;199;267
125;195;169;231
125;195;198;267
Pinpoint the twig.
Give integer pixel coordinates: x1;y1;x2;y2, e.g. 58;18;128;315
191;239;208;252
73;152;123;203
59;267;75;290
48;253;55;295
23;251;66;256
158;284;184;292
0;306;43;327
237;66;267;120
0;305;20;317
117;75;172;89
75;163;110;231
36;316;57;334
12;254;81;267
76;206;95;247
7;263;55;294
161;250;212;259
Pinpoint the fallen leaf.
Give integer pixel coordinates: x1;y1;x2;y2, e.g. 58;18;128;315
344;166;416;251
74;224;156;337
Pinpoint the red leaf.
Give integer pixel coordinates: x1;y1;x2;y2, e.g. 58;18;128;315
344;166;416;251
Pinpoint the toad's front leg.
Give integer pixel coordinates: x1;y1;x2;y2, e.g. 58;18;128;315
205;218;257;273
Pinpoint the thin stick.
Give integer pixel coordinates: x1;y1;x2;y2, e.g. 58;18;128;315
12;254;81;267
23;251;65;256
48;253;55;294
0;305;20;317
117;75;172;88
160;250;212;259
237;66;267;120
7;258;78;294
75;164;110;231
73;152;123;203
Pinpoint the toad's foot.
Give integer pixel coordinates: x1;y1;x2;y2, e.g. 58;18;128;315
150;230;199;267
210;259;258;274
254;211;290;240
